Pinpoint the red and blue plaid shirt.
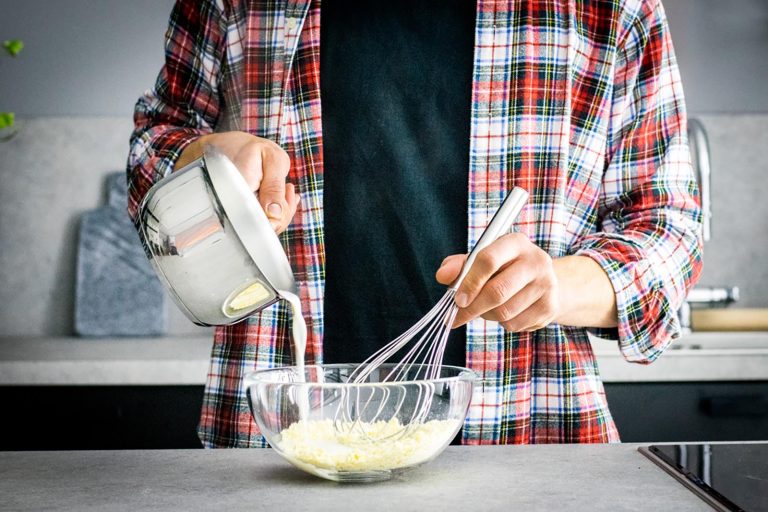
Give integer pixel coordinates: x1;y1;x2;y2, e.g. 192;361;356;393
127;0;702;446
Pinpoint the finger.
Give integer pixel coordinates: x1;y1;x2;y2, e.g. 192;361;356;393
500;297;556;333
257;144;291;227
286;183;300;217
435;254;467;285
232;146;264;192
273;183;300;234
452;262;535;327
454;233;527;308
480;281;545;323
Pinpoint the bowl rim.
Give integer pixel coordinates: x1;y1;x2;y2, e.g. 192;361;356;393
243;363;479;387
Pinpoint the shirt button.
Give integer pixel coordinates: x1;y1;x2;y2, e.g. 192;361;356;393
286;17;297;30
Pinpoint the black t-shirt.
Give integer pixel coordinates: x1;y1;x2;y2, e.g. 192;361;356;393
321;1;474;367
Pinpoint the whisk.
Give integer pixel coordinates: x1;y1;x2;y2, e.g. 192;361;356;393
334;187;529;440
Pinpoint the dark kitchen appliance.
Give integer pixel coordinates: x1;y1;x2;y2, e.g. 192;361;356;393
639;443;768;511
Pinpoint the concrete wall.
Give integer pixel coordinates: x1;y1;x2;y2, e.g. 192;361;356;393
664;0;768;114
0;118;209;337
0;0;175;118
2;0;767;117
0;1;766;337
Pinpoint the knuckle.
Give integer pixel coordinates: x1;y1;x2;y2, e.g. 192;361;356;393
479;311;495;323
499;300;521;322
476;249;499;274
527;253;550;279
257;141;290;171
461;274;482;294
259;185;285;198
244;140;265;158
259;138;279;151
501;320;517;332
278;150;291;169
542;294;558;316
267;143;291;167
488;281;509;304
491;305;509;321
538;251;554;272
511;232;528;245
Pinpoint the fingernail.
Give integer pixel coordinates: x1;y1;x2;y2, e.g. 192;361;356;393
455;292;469;308
267;202;283;218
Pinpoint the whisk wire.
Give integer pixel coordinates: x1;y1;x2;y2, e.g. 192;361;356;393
332;188;528;443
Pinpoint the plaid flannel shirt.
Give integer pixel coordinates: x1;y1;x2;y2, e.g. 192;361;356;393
127;0;702;446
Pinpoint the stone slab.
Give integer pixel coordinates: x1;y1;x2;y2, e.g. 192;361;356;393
74;172;166;336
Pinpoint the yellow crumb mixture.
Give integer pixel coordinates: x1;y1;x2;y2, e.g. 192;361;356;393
276;418;459;472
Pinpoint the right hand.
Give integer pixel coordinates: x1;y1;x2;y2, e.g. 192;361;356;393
176;131;300;234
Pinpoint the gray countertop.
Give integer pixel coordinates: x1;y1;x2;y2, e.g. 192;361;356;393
2;332;767;385
0;336;212;385
0;445;711;511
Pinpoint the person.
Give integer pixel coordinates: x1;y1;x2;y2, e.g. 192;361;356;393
127;0;702;447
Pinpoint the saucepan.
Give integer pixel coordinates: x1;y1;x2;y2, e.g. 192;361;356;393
136;146;296;326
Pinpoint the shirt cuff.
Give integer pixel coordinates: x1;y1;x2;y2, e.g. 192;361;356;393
127;127;206;221
574;240;682;365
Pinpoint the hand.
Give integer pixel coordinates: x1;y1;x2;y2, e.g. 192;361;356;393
176;131;300;234
435;233;560;332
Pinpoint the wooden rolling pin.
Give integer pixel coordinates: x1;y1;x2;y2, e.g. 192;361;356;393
691;308;768;331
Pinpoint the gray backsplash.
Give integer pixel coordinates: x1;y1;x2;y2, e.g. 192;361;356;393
0;115;765;338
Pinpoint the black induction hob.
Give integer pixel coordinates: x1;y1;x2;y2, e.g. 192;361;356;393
639;443;768;511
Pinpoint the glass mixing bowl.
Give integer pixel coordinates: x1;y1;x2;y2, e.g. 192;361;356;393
243;364;476;482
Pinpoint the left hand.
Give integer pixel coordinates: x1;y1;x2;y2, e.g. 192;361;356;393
435;233;560;332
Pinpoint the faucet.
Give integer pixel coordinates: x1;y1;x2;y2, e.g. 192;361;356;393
678;119;738;334
688;118;712;241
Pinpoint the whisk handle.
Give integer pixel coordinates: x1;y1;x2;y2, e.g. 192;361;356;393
451;187;529;290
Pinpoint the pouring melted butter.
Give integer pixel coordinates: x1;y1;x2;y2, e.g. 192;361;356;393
276;290;307;373
276;290;309;421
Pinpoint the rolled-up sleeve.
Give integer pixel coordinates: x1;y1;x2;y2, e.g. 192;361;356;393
572;0;703;364
126;0;227;221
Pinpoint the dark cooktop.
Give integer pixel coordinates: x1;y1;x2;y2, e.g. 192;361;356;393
640;443;768;511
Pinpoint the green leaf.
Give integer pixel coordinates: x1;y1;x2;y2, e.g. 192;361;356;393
3;39;24;57
0;112;15;129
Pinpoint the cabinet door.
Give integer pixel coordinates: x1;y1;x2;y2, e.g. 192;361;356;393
0;385;204;450
605;382;768;442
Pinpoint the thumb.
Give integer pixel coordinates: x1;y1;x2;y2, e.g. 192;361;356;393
258;187;287;228
435;254;468;285
255;145;290;229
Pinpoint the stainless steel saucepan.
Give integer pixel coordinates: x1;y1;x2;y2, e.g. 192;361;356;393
137;146;296;326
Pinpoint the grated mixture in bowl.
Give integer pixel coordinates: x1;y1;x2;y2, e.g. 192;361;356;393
276;418;460;472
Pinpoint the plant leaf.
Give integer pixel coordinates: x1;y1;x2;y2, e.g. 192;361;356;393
0;112;15;129
3;39;24;57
